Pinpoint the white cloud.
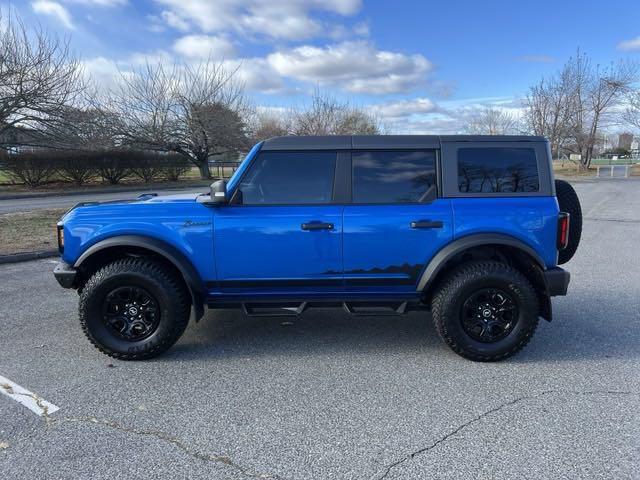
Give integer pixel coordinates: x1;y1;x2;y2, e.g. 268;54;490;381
31;1;75;29
63;0;127;6
368;97;437;120
173;35;235;59
267;41;432;94
617;36;640;51
154;0;362;40
225;58;288;94
160;10;190;31
82;56;122;89
352;21;369;37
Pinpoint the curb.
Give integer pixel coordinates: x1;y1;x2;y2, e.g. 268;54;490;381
0;250;58;265
0;181;210;201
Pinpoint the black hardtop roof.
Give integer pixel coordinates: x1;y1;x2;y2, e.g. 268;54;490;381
261;135;547;151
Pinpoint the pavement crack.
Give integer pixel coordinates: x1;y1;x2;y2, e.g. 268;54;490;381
59;416;284;480
373;389;639;480
1;383;55;423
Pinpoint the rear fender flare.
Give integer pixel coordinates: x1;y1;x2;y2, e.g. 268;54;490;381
417;233;546;292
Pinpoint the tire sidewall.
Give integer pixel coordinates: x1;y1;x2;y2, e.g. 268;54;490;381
82;271;178;356
440;269;538;359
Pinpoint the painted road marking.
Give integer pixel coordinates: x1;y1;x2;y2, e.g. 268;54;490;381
0;375;60;417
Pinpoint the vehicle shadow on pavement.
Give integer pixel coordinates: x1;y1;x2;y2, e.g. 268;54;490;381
166;309;446;361
165;289;637;364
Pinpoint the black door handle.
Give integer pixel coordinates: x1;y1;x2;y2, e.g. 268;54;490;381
301;222;334;231
410;220;443;229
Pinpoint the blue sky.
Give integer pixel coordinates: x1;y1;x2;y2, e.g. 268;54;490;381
6;0;640;132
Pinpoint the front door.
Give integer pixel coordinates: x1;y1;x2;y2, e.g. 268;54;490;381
343;150;453;293
213;150;343;293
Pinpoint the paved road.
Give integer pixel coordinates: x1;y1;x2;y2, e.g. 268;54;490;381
1;179;639;479
0;186;207;214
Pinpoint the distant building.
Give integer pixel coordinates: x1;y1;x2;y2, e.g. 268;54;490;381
631;139;639;159
618;132;634;151
0;126;48;153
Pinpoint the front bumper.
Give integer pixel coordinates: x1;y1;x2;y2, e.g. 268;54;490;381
544;267;570;296
53;261;77;289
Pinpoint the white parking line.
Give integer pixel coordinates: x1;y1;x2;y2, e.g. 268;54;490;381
0;375;60;417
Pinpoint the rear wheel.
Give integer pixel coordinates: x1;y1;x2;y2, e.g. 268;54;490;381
431;261;539;362
79;258;190;360
555;179;582;264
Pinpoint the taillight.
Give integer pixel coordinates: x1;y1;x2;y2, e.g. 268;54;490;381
557;212;570;250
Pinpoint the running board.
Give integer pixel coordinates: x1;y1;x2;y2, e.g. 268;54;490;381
243;302;307;317
234;300;416;317
343;301;407;316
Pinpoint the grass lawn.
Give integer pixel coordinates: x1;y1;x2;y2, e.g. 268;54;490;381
552;162;596;176
0;208;67;255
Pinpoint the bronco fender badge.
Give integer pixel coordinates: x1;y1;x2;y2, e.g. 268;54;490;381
182;220;211;228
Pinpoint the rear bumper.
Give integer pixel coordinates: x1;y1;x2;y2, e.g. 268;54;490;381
53;261;77;289
544;267;570;296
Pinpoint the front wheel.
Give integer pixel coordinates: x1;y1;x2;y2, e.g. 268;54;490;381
431;261;539;362
79;258;190;360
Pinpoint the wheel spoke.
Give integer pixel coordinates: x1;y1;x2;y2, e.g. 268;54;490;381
460;287;519;343
102;286;160;341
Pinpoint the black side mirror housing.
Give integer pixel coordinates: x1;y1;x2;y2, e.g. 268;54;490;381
197;180;228;206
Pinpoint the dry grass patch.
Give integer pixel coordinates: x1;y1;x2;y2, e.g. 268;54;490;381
0;208;67;255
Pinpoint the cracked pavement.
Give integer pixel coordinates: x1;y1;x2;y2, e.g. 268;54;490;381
1;178;639;479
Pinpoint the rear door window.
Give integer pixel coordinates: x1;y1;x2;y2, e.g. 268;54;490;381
457;147;539;193
352;150;437;203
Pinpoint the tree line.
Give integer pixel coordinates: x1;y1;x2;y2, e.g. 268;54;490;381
465;51;640;169
0;13;380;186
3;12;639;187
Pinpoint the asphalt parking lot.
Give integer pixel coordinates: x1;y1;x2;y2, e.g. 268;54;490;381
1;178;639;479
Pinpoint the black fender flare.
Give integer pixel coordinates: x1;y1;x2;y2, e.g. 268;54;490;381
416;233;546;292
74;235;205;320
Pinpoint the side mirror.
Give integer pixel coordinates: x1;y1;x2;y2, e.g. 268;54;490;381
197;180;228;206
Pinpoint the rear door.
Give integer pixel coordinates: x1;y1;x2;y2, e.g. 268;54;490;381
343;149;453;293
213;150;344;293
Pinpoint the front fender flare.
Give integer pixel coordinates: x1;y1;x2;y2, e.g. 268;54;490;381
75;235;205;320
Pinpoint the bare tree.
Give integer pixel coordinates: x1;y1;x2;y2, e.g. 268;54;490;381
0;13;85;150
623;90;640;131
292;91;380;135
525;51;637;168
580;60;636;166
464;106;518;135
525;63;578;158
249;111;290;142
106;59;248;179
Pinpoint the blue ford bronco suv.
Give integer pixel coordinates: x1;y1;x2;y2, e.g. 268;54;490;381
53;135;582;362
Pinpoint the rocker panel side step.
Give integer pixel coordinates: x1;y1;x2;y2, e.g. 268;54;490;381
343;301;407;316
243;302;307;317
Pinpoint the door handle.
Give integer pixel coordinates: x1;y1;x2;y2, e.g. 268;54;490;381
410;220;443;229
301;222;334;231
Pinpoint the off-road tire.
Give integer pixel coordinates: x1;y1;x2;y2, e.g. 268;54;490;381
555;179;582;264
79;257;190;360
431;261;539;362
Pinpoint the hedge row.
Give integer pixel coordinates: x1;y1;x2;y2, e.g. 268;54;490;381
0;149;192;187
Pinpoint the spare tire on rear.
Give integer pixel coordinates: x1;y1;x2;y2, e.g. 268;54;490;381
555;179;582;264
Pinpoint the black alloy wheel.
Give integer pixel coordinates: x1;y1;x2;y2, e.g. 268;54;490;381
460;288;518;343
102;286;160;341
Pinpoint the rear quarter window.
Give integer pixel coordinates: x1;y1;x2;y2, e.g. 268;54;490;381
457;147;539;193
